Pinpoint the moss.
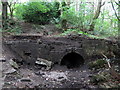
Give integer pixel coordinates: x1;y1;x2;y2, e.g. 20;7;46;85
90;74;107;84
88;59;107;70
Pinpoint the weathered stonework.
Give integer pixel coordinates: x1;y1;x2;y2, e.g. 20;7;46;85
3;35;119;66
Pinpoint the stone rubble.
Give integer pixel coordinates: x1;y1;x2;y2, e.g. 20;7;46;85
0;58;6;62
9;59;19;69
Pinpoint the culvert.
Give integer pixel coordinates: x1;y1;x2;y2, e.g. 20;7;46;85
60;52;84;69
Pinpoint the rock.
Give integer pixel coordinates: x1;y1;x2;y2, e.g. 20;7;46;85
87;79;90;83
43;71;68;82
35;58;52;70
4;82;12;85
88;74;93;77
36;60;46;65
73;77;76;79
46;78;49;81
74;80;77;83
20;78;32;82
83;70;86;72
37;39;42;44
58;76;64;79
35;71;45;76
9;59;19;69
81;78;85;81
41;67;46;70
34;72;40;75
5;68;17;74
0;58;6;62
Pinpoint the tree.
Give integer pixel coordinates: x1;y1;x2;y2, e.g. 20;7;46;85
115;0;120;40
7;1;16;19
111;0;120;40
111;0;120;21
2;0;8;30
61;1;71;31
89;0;105;31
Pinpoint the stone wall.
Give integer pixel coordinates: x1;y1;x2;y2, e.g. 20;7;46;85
3;35;119;65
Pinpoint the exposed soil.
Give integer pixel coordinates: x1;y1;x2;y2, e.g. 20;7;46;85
2;39;120;89
18;22;62;36
1;43;95;89
1;22;120;89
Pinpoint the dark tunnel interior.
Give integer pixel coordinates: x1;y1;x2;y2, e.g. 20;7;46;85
60;52;84;69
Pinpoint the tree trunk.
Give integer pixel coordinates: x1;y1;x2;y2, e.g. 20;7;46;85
118;1;120;41
2;1;8;30
111;0;120;21
10;11;13;19
61;19;67;30
9;7;13;19
61;1;70;31
8;2;16;19
89;0;104;31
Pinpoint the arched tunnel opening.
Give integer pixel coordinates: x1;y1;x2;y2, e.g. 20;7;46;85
60;52;84;69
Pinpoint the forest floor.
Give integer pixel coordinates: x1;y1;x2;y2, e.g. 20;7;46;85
1;44;120;89
3;21;62;36
2;37;93;88
3;21;118;42
1;22;120;89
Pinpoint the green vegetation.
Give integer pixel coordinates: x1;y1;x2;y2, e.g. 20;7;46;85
1;1;120;88
61;3;92;30
90;74;107;84
88;59;107;70
1;26;22;35
15;2;60;24
1;1;119;38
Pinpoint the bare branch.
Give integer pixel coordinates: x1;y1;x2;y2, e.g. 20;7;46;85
101;53;111;68
101;1;105;6
111;0;120;21
115;1;120;6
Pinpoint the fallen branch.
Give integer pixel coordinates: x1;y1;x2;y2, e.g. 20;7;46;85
101;53;120;80
101;53;111;68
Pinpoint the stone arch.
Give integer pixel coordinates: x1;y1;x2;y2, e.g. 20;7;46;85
60;52;84;68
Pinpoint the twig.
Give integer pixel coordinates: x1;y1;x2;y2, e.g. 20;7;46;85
101;53;111;68
111;0;120;21
101;1;106;6
115;1;120;6
101;53;120;80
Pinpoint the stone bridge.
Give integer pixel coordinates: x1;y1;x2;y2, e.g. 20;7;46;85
3;35;119;68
